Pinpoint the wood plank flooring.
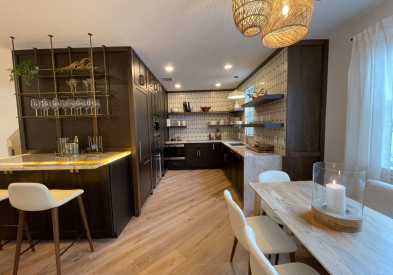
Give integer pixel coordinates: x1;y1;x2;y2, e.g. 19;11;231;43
0;169;328;275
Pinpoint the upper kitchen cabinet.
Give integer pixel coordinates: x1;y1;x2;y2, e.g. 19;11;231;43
133;52;148;91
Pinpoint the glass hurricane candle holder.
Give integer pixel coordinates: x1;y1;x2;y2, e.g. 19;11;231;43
312;162;366;233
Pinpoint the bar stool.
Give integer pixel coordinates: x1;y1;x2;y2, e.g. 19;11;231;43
8;183;94;275
0;190;35;252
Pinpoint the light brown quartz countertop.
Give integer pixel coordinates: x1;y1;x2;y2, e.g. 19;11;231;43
0;152;131;171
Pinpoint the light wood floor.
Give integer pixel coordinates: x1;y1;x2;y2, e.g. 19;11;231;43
0;169;328;275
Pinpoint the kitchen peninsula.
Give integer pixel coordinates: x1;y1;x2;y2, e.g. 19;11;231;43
0;152;133;239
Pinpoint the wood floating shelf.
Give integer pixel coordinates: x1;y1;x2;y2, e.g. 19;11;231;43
19;114;110;119
17;91;110;98
234;123;284;128
208;125;233;127
228;108;244;113
167;126;187;128
241;94;284;108
167;111;231;115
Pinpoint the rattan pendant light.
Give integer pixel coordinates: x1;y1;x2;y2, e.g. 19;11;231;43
262;0;314;48
232;0;274;37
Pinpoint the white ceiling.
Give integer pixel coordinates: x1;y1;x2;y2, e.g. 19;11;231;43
0;0;385;91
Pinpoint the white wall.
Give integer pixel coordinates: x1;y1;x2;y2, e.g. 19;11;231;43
325;0;393;163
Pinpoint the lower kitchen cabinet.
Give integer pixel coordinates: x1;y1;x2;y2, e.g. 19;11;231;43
167;160;186;169
211;143;222;166
186;148;199;167
222;145;244;199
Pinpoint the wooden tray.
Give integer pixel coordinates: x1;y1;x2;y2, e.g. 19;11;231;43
246;145;274;153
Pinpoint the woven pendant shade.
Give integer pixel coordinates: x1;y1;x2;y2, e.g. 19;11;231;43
232;0;273;37
262;0;314;48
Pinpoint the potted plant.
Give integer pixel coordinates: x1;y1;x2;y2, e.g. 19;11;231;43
9;60;39;86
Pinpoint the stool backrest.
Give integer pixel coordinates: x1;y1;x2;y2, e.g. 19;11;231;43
364;179;393;219
244;225;279;275
8;183;56;211
259;171;290;183
224;190;248;251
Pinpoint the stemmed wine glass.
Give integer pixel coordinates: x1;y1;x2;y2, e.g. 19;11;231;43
40;99;50;116
95;99;101;115
81;99;88;114
51;98;60;115
67;98;75;115
61;99;68;115
66;79;73;93
74;98;83;115
31;99;40;116
86;98;94;115
71;79;79;93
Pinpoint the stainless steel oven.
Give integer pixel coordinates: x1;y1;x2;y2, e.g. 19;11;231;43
165;144;185;160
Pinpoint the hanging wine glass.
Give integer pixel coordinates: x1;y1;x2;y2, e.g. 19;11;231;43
67;98;75;115
95;99;101;115
31;98;40;116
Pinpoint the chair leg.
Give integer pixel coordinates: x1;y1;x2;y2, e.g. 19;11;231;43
279;224;283;229
23;222;35;252
13;210;25;275
275;254;279;265
268;254;271;260
289;252;296;263
51;208;62;275
230;236;238;262
262;210;266;216
77;196;94;252
248;256;252;275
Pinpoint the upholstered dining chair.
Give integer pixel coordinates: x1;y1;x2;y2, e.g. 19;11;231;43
224;190;296;275
244;225;320;275
8;183;94;275
0;189;35;252
364;179;393;219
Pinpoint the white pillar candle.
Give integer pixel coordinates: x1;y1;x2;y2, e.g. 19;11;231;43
326;180;346;214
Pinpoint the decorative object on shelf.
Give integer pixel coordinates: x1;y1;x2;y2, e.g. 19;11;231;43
235;120;243;124
311;162;366;233
167;119;171;126
182;101;188;112
187;102;191;112
209;120;217;125
56;137;81;156
8;59;39;86
219;119;225;125
57;58;97;73
232;0;273;37
170;108;179;113
234;100;240;109
262;0;314;48
201;107;211;112
228;76;245;99
247;87;267;100
181;120;186;126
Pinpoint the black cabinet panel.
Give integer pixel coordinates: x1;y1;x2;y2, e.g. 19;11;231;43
186;148;199;167
199;147;211;167
135;88;151;161
236;154;244;198
139;156;152;206
167;160;186;170
211;143;222;166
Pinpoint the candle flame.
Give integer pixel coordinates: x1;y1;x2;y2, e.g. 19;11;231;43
333;180;336;186
339;170;341;176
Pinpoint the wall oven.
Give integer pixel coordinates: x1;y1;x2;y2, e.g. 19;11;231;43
165;144;185;160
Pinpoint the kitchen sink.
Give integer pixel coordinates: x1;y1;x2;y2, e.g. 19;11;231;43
227;143;246;146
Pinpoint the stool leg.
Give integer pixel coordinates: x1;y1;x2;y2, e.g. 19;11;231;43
77;196;94;252
51;208;62;275
230;236;237;262
13;210;25;275
23;222;35;252
289;252;296;263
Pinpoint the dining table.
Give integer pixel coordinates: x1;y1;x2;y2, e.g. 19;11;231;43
250;181;393;275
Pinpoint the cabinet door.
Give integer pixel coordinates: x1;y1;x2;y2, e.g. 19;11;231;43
236;154;244;198
135;88;151;161
211;143;222;166
229;151;237;188
186;148;199;167
199;147;212;167
139;62;147;90
133;54;141;87
139;156;152;205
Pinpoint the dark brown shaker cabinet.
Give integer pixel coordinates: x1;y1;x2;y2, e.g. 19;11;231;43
211;143;222;166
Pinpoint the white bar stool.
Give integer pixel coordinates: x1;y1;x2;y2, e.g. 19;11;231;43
8;183;94;275
0;190;35;252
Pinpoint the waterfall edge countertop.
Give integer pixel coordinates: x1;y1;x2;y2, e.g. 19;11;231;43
166;140;280;158
0;151;131;171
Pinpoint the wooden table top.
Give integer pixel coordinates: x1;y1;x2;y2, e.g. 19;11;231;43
250;181;393;275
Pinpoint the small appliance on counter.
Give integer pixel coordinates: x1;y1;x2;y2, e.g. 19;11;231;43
56;136;80;156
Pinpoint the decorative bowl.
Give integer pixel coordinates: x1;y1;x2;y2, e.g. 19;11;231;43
235;121;243;124
201;107;211;112
171;108;179;113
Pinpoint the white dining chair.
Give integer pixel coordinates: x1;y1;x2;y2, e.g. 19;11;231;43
0;189;35;252
224;190;297;274
8;183;94;275
244;225;320;275
364;179;393;219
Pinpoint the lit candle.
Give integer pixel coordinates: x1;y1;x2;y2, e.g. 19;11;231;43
326;180;346;214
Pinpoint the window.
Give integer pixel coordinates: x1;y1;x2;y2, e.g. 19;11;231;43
244;86;254;135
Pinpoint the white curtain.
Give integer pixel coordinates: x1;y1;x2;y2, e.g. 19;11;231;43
345;15;393;184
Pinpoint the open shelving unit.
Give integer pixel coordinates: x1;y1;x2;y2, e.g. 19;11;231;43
167;126;187;128
241;94;284;108
167;111;232;115
234;123;284;128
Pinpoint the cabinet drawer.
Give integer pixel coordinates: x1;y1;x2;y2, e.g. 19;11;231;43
186;143;212;149
167;160;186;170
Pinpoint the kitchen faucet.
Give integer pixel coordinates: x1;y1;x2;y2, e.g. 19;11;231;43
238;127;249;145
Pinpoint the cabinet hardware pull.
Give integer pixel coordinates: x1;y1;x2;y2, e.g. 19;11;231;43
144;159;150;165
213;144;215;150
224;154;227;161
139;142;142;161
173;163;178;165
139;75;145;85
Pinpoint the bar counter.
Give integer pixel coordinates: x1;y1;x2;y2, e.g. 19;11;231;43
0;152;134;239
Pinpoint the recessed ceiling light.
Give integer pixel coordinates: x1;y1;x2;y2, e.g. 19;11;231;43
175;84;181;88
216;83;221;87
166;66;173;71
225;65;232;69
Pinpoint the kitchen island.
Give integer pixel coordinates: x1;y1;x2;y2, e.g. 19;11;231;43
166;140;282;210
0;152;133;239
